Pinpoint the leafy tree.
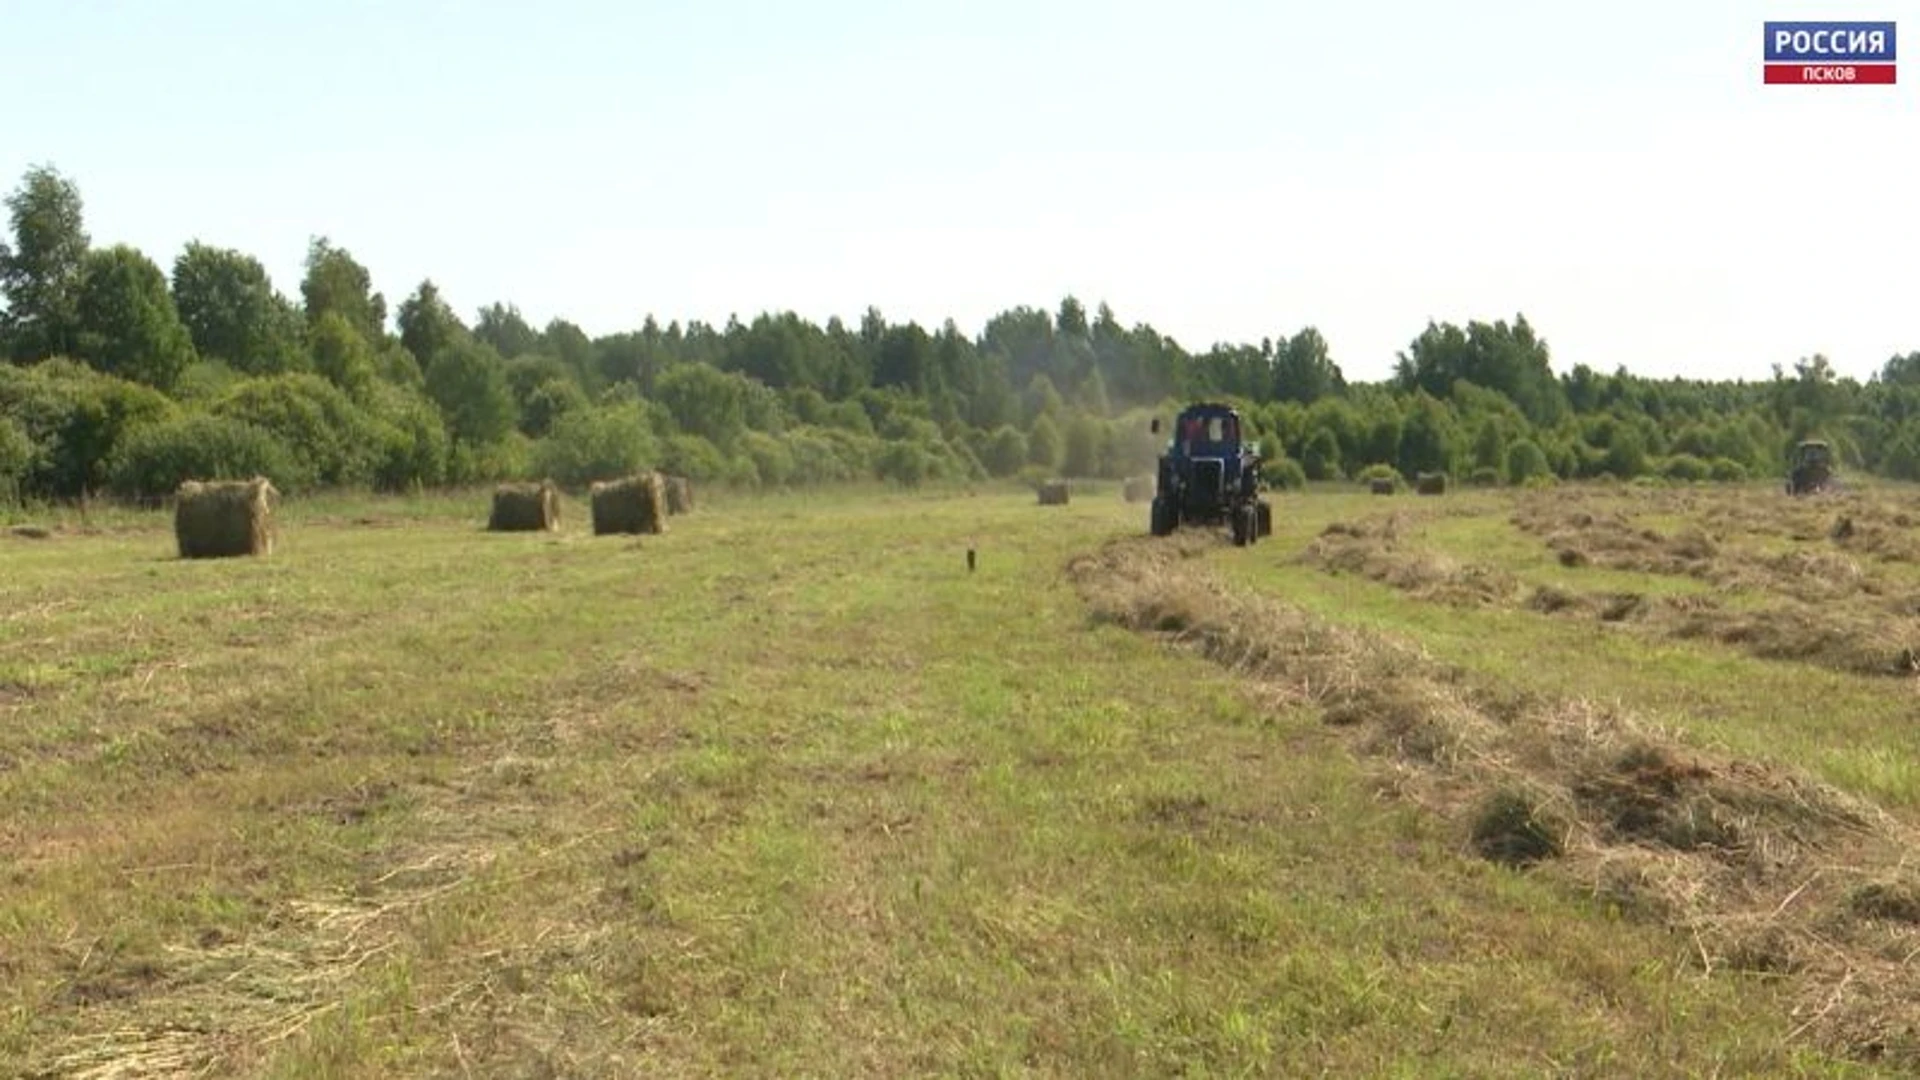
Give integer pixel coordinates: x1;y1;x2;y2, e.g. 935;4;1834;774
1272;327;1344;403
474;302;542;359
71;245;196;390
982;425;1028;477
1062;414;1104;477
423;339;518;448
397;279;466;367
1301;426;1342;480
521;377;589;438
300;237;386;341
655;362;749;447
1504;438;1551;484
170;242;303;374
0;164;89;361
1028;412;1063;469
308;311;378;400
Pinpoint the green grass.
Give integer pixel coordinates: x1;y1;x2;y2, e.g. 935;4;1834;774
0;482;1900;1076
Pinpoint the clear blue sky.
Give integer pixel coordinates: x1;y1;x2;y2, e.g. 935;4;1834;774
2;0;1913;383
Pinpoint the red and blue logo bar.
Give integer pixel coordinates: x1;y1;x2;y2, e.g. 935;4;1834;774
1764;20;1897;83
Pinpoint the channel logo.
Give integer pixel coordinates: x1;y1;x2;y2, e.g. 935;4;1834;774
1764;21;1897;83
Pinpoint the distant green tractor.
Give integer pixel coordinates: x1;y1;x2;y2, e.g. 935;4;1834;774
1785;439;1835;496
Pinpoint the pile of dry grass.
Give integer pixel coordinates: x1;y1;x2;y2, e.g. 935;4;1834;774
1303;519;1520;607
488;481;559;532
663;475;694;515
1037;480;1070;506
1310;511;1920;679
1067;532;1920;1066
174;477;276;559
590;472;667;535
1122;475;1155;503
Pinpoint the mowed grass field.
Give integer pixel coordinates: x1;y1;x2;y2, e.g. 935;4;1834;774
5;478;1920;1076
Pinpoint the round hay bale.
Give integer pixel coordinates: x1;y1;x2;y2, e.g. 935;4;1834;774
175;476;277;559
1037;480;1070;506
1415;472;1448;496
590;471;668;535
1122;475;1154;503
663;475;694;515
489;480;559;532
1369;478;1396;496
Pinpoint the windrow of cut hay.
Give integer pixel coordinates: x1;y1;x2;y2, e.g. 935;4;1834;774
174;477;276;559
1509;491;1903;606
590;472;667;535
1305;514;1920;678
488;480;560;532
1067;532;1920;1066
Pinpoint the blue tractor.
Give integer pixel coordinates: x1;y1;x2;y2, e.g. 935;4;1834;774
1148;403;1274;546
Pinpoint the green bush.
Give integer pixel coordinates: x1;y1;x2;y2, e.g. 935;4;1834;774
1708;457;1748;482
532;402;658;488
982;425;1028;478
1265;456;1308;490
1356;462;1401;486
658;433;730;483
364;382;450;491
212;373;385;488
0;417;32;504
1658;454;1711;483
1504;439;1551;484
740;430;795;487
0;358;179;498
107;412;302;497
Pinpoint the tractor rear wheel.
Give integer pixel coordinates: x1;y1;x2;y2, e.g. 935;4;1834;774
1150;496;1176;537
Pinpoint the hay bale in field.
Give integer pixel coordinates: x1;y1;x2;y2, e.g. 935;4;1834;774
488;481;559;532
1415;472;1448;496
1369;478;1396;496
175;476;276;559
1038;480;1070;506
663;474;694;515
590;472;668;535
1122;475;1154;503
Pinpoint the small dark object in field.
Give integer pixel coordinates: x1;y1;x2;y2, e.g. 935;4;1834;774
1415;473;1448;496
8;525;50;540
1557;547;1589;568
1832;515;1855;541
1370;478;1396;495
1038;480;1070;506
175;477;276;559
967;547;976;572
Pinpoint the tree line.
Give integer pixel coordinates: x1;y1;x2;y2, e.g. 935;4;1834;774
3;162;1917;506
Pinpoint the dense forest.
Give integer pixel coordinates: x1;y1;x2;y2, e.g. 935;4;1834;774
3;162;1917;506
